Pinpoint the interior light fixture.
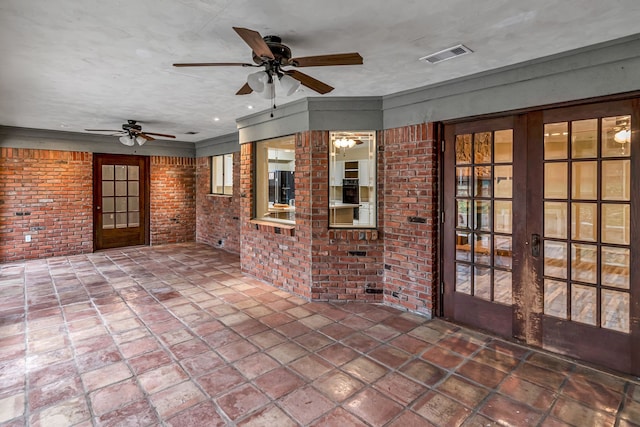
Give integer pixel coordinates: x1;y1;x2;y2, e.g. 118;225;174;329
334;137;356;149
119;135;135;146
247;71;268;92
614;129;631;144
135;135;147;146
279;74;301;96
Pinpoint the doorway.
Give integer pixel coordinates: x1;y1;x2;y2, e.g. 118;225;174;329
93;154;150;250
443;98;639;375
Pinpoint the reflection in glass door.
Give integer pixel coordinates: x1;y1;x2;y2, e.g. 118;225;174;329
543;115;631;333
454;129;514;305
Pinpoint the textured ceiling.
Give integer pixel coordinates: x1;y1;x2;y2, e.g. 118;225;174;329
1;0;640;143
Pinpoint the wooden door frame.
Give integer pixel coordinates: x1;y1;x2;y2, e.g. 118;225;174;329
93;153;150;251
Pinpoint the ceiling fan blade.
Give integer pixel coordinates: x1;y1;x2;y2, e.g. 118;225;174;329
236;82;253;95
173;62;255;67
141;132;176;139
137;133;155;141
290;52;363;67
232;27;274;60
286;70;334;94
85;129;122;132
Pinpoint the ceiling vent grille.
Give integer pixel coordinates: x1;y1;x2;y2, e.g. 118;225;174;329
419;44;472;64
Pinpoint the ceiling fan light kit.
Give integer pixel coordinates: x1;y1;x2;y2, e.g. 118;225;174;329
86;120;176;146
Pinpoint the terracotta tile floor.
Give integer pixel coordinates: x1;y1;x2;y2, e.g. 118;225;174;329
1;242;639;426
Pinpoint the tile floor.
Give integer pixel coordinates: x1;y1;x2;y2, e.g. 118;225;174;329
1;242;639;426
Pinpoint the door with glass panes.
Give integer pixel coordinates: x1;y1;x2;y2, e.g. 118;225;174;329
94;154;149;250
443;99;639;375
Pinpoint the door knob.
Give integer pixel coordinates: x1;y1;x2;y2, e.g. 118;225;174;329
531;233;540;257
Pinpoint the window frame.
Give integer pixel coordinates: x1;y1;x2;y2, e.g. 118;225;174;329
329;131;377;229
210;153;233;196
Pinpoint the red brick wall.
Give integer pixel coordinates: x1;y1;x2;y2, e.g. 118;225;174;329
0;148;93;262
239;136;313;298
150;156;196;245
309;131;385;302
195;154;240;254
382;123;439;316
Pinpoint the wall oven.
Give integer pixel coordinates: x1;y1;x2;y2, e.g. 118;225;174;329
342;179;359;220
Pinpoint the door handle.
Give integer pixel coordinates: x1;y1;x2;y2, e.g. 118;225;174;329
531;233;540;257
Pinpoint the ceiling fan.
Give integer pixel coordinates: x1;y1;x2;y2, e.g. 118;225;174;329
85;120;176;146
173;27;363;97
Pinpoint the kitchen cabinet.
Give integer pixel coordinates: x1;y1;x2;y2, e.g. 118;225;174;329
331;160;344;185
359;160;371;186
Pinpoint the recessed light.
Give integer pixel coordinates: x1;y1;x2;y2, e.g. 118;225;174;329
213;117;220;122
247;105;254;110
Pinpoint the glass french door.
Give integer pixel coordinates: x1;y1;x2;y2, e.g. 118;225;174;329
443;98;639;375
94;154;149;250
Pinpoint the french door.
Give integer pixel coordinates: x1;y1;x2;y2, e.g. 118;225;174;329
93;154;149;250
443;99;640;375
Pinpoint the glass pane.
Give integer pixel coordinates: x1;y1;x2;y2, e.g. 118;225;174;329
601;204;630;245
456;167;471;197
544;202;567;239
544;122;568;160
115;181;127;196
494;270;512;305
456;200;470;229
474;233;491;265
474;166;491;197
544;163;568;199
128;197;139;212
474;132;492;164
116;213;128;228
602;115;631;158
474;201;491;231
115;165;127;180
601;247;629;290
128;165;139;180
456;264;471;294
494;201;512;234
494;130;513;163
571;284;597;326
474;267;491;300
494;236;512;268
602;160;630;201
572;161;597;200
494;166;512;198
544;241;567;279
102;181;114;197
601;290;629;333
455;134;472;164
544;279;567;319
571;119;598;159
571;203;597;242
103;213;115;229
455;232;471;261
128;212;140;227
102;165;114;180
115;197;127;212
102;197;114;213
571;244;597;284
128;181;139;196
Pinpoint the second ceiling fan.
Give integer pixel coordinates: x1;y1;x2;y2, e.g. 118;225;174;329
173;27;363;96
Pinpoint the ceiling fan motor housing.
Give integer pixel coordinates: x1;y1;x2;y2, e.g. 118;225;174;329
252;35;292;65
123;120;142;132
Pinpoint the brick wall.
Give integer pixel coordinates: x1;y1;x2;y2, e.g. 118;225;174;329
382;123;439;316
239;136;313;298
309;131;385;302
195;155;240;254
0;148;93;262
150;156;196;245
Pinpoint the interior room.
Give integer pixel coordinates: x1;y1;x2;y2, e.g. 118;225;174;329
1;1;640;425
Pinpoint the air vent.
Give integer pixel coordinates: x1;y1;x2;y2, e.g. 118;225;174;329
419;44;472;64
184;131;199;135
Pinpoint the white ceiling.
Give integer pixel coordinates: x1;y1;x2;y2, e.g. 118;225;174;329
1;0;640;143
